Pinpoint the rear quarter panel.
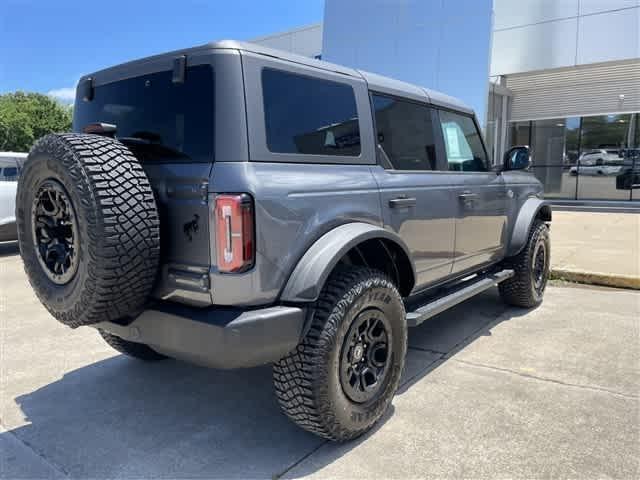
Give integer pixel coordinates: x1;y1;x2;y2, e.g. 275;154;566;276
208;51;382;306
208;162;382;306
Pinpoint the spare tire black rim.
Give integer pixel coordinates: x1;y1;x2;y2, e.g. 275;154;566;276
31;179;80;285
340;309;392;403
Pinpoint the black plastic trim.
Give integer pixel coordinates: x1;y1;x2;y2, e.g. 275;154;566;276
94;302;306;369
405;269;514;327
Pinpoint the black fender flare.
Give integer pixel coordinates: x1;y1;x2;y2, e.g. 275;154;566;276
507;198;552;257
280;222;415;303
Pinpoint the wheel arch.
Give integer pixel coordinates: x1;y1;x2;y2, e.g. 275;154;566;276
506;198;552;257
280;222;416;303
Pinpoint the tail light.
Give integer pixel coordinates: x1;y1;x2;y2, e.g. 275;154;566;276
214;194;254;273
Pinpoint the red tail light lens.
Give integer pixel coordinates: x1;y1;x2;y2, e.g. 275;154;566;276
214;194;254;273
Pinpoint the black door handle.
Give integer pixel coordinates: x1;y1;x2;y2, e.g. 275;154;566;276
389;197;417;208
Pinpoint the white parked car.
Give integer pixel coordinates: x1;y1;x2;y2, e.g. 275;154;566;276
569;149;623;176
0;152;27;242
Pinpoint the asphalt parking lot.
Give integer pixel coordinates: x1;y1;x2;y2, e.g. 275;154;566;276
1;241;638;479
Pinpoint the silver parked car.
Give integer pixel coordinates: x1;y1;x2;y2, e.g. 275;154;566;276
0;152;26;241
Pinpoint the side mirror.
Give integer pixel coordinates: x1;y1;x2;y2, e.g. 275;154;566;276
504;146;531;171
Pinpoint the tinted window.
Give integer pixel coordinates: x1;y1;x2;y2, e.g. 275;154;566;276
0;160;19;181
438;110;488;172
372;94;437;171
262;68;360;156
73;65;214;163
3;167;17;178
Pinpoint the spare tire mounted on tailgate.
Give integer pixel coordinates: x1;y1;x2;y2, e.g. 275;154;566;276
16;133;160;328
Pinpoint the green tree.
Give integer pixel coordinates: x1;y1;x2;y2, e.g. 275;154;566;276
0;92;72;152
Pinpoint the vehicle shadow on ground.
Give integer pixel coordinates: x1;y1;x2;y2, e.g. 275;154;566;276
5;289;533;479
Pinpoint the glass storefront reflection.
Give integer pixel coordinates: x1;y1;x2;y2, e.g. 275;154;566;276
577;114;632;200
508;112;639;201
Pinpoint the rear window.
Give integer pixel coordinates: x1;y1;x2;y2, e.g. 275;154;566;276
73;65;214;162
262;68;360;156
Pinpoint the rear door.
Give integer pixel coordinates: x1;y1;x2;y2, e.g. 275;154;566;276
435;109;508;273
371;93;456;289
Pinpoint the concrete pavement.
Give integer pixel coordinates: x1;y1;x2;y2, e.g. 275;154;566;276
1;241;639;479
550;211;640;289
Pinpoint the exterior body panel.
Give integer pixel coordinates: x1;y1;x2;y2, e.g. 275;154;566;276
449;171;508;273
208;161;382;306
280;222;415;303
371;167;456;287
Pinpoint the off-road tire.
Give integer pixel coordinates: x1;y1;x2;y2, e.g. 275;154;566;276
273;267;407;441
499;219;550;308
16;133;160;328
98;330;167;361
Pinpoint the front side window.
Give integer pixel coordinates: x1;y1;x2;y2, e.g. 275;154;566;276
438;110;488;172
372;94;437;171
262;68;360;156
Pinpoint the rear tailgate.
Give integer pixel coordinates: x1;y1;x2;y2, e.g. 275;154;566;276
73;63;215;306
143;163;212;306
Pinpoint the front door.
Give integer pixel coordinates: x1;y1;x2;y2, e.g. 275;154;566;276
371;94;456;290
436;109;508;273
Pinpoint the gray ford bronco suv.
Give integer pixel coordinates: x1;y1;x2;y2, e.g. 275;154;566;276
16;41;551;441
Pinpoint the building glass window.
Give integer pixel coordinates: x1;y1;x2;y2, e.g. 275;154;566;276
528;118;578;199
508;112;640;201
262;68;360;156
577;114;633;201
509;121;531;147
631;113;640;201
372;94;436;171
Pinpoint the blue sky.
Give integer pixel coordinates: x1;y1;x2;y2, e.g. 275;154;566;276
0;0;324;102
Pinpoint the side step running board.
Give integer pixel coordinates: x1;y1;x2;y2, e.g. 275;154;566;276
406;269;514;327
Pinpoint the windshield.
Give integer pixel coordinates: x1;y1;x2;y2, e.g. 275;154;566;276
73;65;214;163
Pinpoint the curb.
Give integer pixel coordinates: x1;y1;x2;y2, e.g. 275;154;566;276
550;268;640;290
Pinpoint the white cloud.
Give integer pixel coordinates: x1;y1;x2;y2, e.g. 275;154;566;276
47;87;76;103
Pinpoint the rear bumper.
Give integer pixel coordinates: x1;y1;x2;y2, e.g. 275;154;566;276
93;302;306;369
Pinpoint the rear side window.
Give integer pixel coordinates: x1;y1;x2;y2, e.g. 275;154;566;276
73;65;214;163
372;94;437;171
438;110;488;172
262;68;360;156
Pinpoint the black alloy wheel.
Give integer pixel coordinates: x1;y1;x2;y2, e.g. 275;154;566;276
31;179;79;285
340;309;392;403
531;239;548;296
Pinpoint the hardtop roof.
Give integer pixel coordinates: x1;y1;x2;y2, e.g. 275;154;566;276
83;40;473;115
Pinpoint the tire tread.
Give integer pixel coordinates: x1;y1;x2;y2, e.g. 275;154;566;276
273;267;406;441
17;133;160;328
499;219;549;308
